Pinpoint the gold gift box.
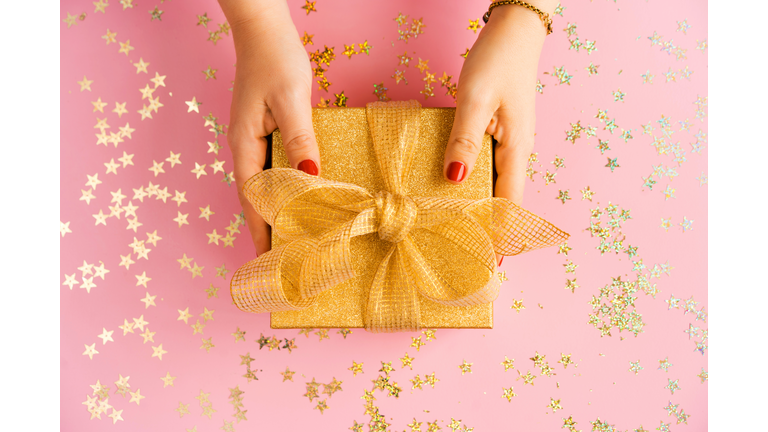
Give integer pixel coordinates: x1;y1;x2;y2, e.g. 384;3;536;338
268;107;495;329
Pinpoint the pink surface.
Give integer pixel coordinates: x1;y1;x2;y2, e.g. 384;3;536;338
61;1;707;430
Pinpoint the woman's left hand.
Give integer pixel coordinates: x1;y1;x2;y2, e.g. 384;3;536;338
442;3;555;266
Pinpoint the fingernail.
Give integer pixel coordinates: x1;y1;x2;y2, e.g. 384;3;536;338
447;161;466;182
498;256;504;267
298;159;318;176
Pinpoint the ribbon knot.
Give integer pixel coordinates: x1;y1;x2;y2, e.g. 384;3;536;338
374;190;417;243
230;100;570;333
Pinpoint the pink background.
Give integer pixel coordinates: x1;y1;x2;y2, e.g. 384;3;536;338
61;0;707;430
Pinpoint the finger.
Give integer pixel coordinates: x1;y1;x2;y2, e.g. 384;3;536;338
230;133;271;256
444;92;496;184
494;131;531;207
493;119;534;268
269;89;321;176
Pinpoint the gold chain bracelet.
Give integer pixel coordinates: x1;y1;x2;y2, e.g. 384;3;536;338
483;0;553;35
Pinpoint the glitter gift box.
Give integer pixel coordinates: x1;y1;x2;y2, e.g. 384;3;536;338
230;100;568;332
266;104;496;329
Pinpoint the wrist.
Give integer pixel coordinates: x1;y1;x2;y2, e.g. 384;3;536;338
488;0;558;15
485;0;557;37
484;5;548;45
218;0;295;50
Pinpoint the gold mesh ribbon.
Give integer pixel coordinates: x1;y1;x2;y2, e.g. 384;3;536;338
230;100;570;333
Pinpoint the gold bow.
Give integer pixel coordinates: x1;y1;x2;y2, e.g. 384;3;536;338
230;100;570;333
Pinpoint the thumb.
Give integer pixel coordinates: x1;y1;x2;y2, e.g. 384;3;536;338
270;92;321;176
444;95;495;184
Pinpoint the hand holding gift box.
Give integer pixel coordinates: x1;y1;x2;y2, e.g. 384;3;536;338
230;100;569;332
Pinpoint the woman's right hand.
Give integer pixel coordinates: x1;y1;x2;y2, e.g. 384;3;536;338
219;0;321;257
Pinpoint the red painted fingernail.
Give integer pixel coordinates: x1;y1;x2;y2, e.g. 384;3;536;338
297;159;318;176
498;256;504;266
447;161;466;182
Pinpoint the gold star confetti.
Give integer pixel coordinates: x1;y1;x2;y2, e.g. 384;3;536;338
679;217;694;233
697;368;708;383
133;58;150;74
173;212;189;227
333;91;348;107
300;31;314;46
118;40;134;56
397;51;412;67
108;409;124;424
605;157;620;172
410;336;426;351
501;386;517;402
140;292;157;308
195;389;211;405
317;77;332;92
202;66;217;80
205;283;219;298
129;389;146;405
200;307;215;323
60;221;72;237
519;370;537;385
191;319;205;335
189;262;204;278
191;163;208;179
665;378;681;395
119;319;135;335
185;97;201;113
161;372;176;387
196;13;212;27
510;299;525;313
149;6;164;21
556;189;571;204
281;367;296;382
458;360;473;375
547;397;563;412
498;270;508;282
542;170;557;185
78;76;93;92
63;12;79;28
200;337;215;352
315;399;329;414
425;372;439;388
343;44;358;58
565;278;579;293
301;0;317;15
148;160;165;177
83;343;99;360
349;361;364;376
467;19;482;33
658;357;673;372
175;401;189;417
92;97;107;113
500;356;515;371
585;61;600;76
215;264;230;279
642;70;655;84
612;88;626;102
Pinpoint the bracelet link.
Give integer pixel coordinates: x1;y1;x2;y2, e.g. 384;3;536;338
483;0;553;35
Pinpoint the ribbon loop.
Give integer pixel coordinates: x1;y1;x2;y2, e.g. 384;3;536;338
374;190;418;243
